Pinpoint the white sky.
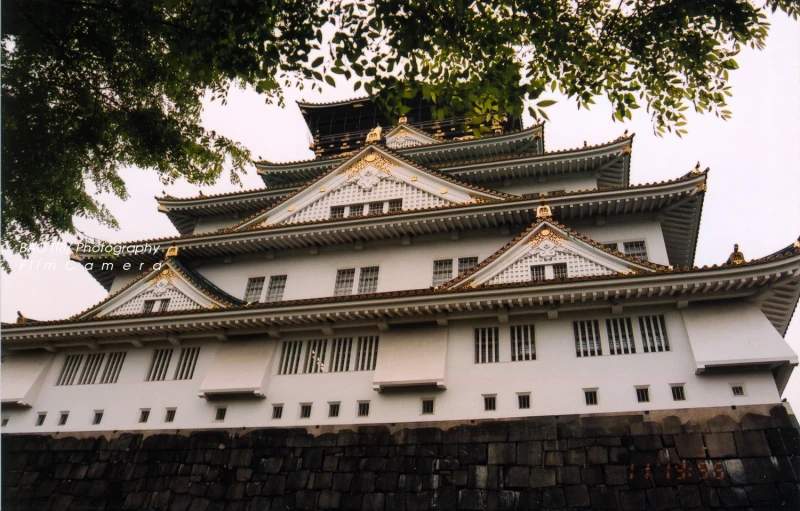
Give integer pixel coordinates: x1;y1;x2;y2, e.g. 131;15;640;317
2;15;799;405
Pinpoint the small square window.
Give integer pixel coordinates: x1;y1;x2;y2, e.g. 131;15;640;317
732;385;745;396
358;402;370;417
300;404;312;419
530;265;546;281
623;241;648;261
165;409;176;423
59;412;69;426
636;388;650;403
484;396;496;411
36;413;47;427
388;199;402;213
1;418;8;427
422;399;434;415
349;204;364;216
671;385;686;401
368;202;384;214
329;403;340;418
553;263;568;279
584;390;598;406
334;269;355;296
92;411;104;425
330;206;345;219
215;407;227;422
272;405;283;420
457;257;478;275
139;410;150;423
243;277;266;302
518;394;531;409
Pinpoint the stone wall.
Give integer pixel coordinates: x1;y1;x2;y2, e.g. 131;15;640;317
2;404;800;510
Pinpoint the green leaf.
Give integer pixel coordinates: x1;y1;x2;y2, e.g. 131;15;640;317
311;56;324;68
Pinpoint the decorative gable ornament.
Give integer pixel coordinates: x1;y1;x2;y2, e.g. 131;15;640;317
384;125;440;149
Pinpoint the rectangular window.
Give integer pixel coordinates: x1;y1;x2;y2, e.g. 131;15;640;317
77;353;106;385
671;385;686;401
603;243;619;251
484;396;496;411
574;320;602;357
56;354;84;386
457;257;479;275
243;277;265;302
354;336;379;371
584;390;598;406
422;399;434;415
474;327;500;364
358;266;380;294
303;339;328;374
432;259;453;287
358;402;370;417
368;202;384;214
329;403;340;418
334;268;355;296
277;341;303;375
92;411;103;425
159;299;170;312
553;263;568;279
636;388;650;403
510;325;536;361
272;405;283;419
606;318;635;355
388;199;402;212
99;352;126;384
36;413;46;427
518;394;531;409
215;408;227;421
173;347;200;380
265;275;287;302
143;300;156;314
330;206;345;219
139;410;150;423
146;349;173;381
639;315;670;352
165;409;176;423
330;337;353;372
349;204;364;216
530;265;546;281
58;412;69;426
1;419;7;427
623;241;648;261
300;404;312;419
732;385;745;396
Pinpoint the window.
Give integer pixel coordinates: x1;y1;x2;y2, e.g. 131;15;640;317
146;349;173;381
358;267;380;294
388;199;403;212
159;299;170;312
243;277;265;302
457;257;479;275
584;390;598;406
639;315;670;352
671;385;686;401
56;354;84;386
518;394;531;409
603;243;619;251
272;405;283;419
484;396;496;411
303;339;328;374
530;265;546;281
36;413;46;427
475;327;500;363
552;263;568;279
173;347;200;380
349;204;364;216
732;385;745;396
329;403;340;418
330;206;345;219
59;412;69;426
278;341;303;375
358;402;370;417
92;411;104;425
354;336;379;371
143;300;156;314
368;202;384;214
422;399;434;415
143;299;170;313
636;388;650;403
78;353;106;385
1;418;7;427
300;404;312;419
99;352;126;384
165;409;176;423
265;275;287;301
606;318;635;355
510;325;536;361
574;320;602;357
334;268;355;296
623;241;648;261
432;259;453;287
215;408;227;422
139;410;150;423
330;337;353;372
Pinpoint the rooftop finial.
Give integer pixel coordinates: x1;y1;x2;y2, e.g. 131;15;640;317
398;115;407;125
366;125;383;143
727;243;745;265
690;162;702;176
584;140;587;147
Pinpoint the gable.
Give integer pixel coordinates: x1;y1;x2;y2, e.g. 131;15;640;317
384;125;440;149
105;276;202;316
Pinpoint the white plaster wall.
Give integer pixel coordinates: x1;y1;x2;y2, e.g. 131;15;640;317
1;304;786;433
493;174;598;196
194;215;241;234
577;219;669;266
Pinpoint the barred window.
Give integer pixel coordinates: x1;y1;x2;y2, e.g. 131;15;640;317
99;352;126;384
329;403;340;418
349;204;364;216
330;337;353;372
639;315;670;352
574;320;602;357
243;277;265;302
300;404;312;419
636;387;650;403
303;339;328;374
358;266;380;294
603;243;619;251
422;399;434;415
139;410;150;423
334;269;355;296
671;385;686;401
277;341;303;375
530;265;546;281
368;202;384;214
272;405;283;419
606;318;635;355
388;199;403;212
143;299;170;313
358;402;370;417
215;408;226;421
518;394;531;409
457;257;479;275
146;349;173;381
484;396;496;411
584;390;598;406
623;241;648;261
732;385;745;396
159;299;170;312
36;413;46;427
265;275;287;301
474;327;499;364
510;325;536;361
173;347;200;380
330;206;345;219
165;409;176;422
92;411;104;425
354;336;379;371
553;263;568;279
143;300;156;314
56;355;84;386
77;353;105;385
432;259;453;287
58;412;69;426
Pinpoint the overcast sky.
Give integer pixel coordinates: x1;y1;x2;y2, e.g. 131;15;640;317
2;14;799;405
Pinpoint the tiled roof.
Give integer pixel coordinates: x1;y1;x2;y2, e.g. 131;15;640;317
297;96;371;107
157;182;306;203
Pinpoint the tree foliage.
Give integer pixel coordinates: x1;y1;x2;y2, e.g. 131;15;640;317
2;0;798;266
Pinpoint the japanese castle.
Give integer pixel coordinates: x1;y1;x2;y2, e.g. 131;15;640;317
3;96;800;434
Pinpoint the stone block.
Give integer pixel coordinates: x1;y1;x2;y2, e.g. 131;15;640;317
564;485;590;507
544;451;563;466
332;473;353;492
717;487;749;507
556;466;580;485
399;474;422;493
458;444;486;465
457;489;485;510
376;472;400;492
317;490;341;510
467;465;488;489
516;442;542;466
507;422;556;441
487;443;515;465
605;465;628;485
632;435;662;451
565;448;585;465
503;466;529;489
708;414;739;433
406;491;432;511
385;493;405;511
741;413;775;431
609;446;630;464
295;490;318;510
486;490;516;511
528;468;555;488
673;434;705;458
581;465;603;485
618;490;646;511
589;487;616;510
586;445;608;464
542;439;567;451
735;430;771;457
661;416;682;435
646;487;678;510
542;487;565;508
362;493;385;511
432;486;457;510
745;483;783;504
704;432;736;458
286;470;310;491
